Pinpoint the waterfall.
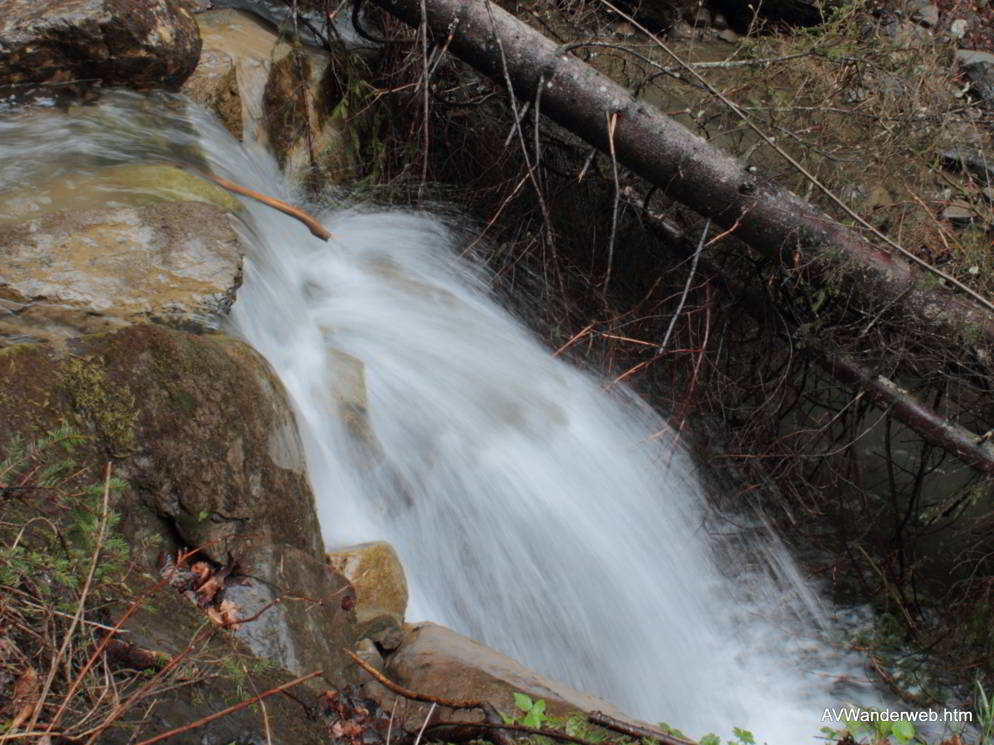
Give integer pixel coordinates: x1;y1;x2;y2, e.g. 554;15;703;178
0;92;880;743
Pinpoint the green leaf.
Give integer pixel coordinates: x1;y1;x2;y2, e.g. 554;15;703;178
513;692;533;713
732;728;755;745
700;734;720;745
891;720;914;743
521;698;546;728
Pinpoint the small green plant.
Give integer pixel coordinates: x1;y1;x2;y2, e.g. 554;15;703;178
507;693;549;728
838;713;916;745
699;727;756;745
0;424;129;603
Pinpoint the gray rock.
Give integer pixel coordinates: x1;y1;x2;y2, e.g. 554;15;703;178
949;18;968;38
0;0;201;91
227;543;358;682
364;622;639;731
912;3;940;26
955;49;994;66
942;201;976;226
963;60;994;106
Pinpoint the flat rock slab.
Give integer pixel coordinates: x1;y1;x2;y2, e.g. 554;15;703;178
0;200;242;345
0;0;201;91
365;622;635;731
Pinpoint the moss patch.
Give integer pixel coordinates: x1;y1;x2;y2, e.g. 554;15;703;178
61;355;138;457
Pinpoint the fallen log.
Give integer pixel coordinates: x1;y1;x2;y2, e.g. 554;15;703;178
366;0;994;353
628;188;994;476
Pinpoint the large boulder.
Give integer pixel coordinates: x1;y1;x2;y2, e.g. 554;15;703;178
0;325;322;563
0;323;361;741
0;0;202;91
0;165;245;346
364;622;635;730
183;8;357;187
0;200;242;346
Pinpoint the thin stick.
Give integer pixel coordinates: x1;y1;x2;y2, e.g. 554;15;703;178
604;111;621;299
588;711;697;745
423;719;616;745
130;670;323;745
658;219;709;354
413;702;437;745
344;649;480;708
197;170;332;241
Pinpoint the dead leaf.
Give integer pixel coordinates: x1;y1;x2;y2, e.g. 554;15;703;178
190;561;211;586
9;666;39;731
194;575;224;607
218;599;241;630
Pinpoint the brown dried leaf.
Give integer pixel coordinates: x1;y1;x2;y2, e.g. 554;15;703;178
190;561;211;587
194;575;224;607
218;599;241;630
9;666;39;731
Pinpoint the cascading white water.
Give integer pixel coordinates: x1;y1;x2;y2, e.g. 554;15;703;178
1;92;882;743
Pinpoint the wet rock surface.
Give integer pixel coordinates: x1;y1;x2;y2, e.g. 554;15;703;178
102;588;338;745
0;323;359;743
327;541;408;628
226;543;358;681
0;199;243;345
364;622;633;731
0;0;202;91
183;8;356;187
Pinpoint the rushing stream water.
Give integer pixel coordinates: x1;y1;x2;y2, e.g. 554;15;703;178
0;92;885;743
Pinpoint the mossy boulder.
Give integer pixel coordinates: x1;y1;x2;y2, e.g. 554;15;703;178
0;164;240;225
0;324;322;563
0;324;361;741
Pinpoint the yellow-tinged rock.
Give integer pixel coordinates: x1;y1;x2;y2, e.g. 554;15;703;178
327;541;408;626
0;164;240;225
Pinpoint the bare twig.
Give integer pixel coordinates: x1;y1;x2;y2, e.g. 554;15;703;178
195;169;332;241
130;670;323;745
658;219;709;354
588;710;696;745
29;463;112;733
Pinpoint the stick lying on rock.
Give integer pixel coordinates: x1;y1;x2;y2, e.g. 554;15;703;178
193;167;333;241
344;648;694;745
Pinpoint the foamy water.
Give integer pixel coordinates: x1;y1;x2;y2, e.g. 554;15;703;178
0;91;884;743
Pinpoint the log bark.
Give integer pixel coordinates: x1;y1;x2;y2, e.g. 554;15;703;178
628;188;994;476
367;0;994;352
